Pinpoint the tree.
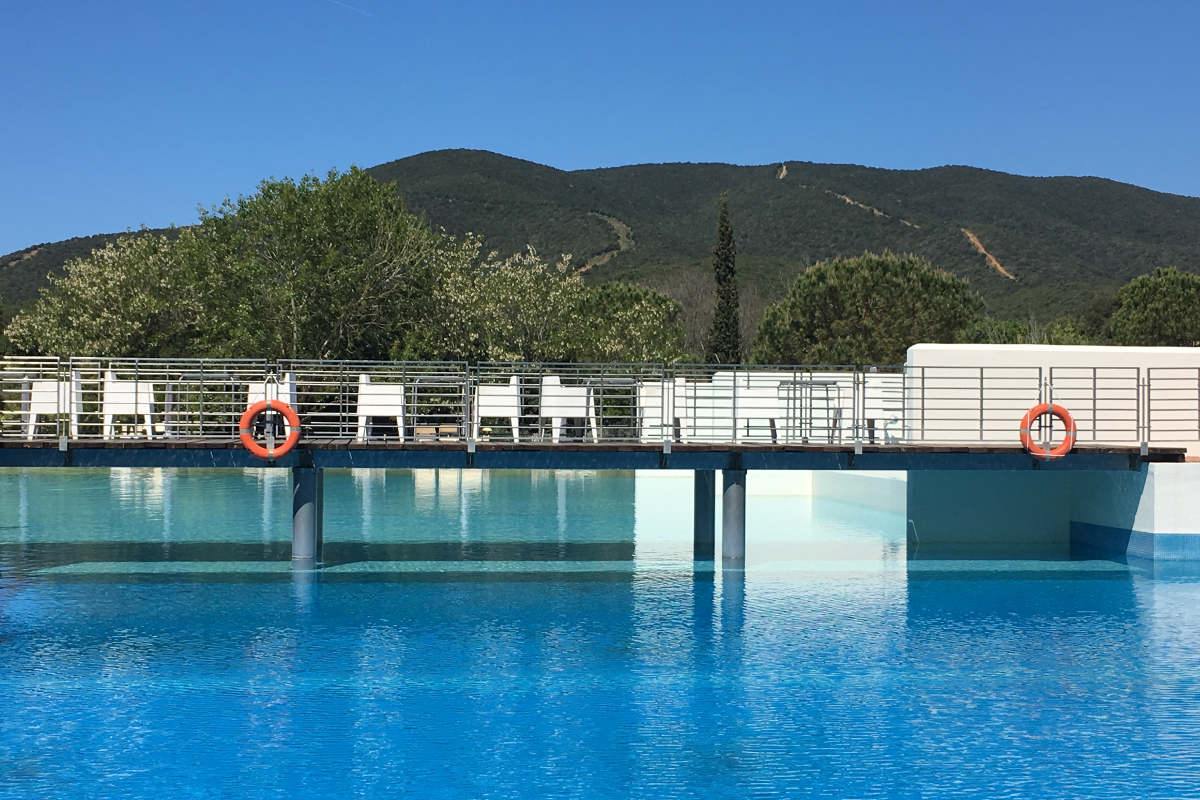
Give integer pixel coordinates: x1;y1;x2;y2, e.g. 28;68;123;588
1107;266;1200;346
6;168;445;359
579;282;687;363
4;232;204;356
967;315;1092;345
6;167;689;363
750;251;984;365
421;244;686;363
707;194;741;363
187;167;443;359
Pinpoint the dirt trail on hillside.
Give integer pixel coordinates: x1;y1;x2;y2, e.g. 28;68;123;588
826;191;921;229
580;213;635;272
961;227;1016;280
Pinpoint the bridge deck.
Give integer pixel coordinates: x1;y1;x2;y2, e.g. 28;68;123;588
0;438;1183;471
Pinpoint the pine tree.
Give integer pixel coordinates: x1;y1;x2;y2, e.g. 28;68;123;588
707;193;742;363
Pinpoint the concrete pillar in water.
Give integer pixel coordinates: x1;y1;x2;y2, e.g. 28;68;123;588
722;469;746;567
292;466;324;569
694;470;716;561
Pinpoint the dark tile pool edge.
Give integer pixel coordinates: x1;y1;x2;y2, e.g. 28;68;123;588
1071;521;1200;561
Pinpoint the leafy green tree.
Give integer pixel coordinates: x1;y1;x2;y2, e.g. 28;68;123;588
967;315;1092;345
579;282;687;363
7;167;688;363
4;232;203;356
1107;266;1200;346
188;167;443;359
707;194;741;363
420;245;587;362
751;251;983;365
7;169;444;359
1079;286;1118;343
421;245;686;363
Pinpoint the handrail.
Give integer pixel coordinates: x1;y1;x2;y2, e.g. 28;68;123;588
0;356;1196;448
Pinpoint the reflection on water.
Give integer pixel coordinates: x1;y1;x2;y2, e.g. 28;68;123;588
2;468;1200;799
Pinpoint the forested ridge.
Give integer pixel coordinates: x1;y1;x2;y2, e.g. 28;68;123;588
4;149;1199;345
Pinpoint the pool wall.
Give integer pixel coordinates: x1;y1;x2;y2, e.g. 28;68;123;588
908;463;1200;561
634;470;905;512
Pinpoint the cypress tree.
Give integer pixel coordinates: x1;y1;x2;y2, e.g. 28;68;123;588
707;193;742;363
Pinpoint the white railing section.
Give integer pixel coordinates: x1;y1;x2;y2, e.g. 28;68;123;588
1;357;1197;449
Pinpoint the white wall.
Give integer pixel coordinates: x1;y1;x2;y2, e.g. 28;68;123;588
906;343;1200;454
811;471;906;512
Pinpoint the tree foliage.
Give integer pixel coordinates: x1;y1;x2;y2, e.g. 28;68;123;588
750;251;983;365
707;194;742;363
581;281;687;363
7;168;441;359
967;316;1091;345
5;168;687;363
1107;266;1200;346
4;232;203;356
420;244;685;363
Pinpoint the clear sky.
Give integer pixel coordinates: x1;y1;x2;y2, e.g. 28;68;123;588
2;0;1198;256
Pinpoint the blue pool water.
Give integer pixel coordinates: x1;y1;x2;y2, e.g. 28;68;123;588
2;468;1200;799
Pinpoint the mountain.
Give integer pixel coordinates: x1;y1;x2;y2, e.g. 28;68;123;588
365;150;1200;323
4;149;1200;344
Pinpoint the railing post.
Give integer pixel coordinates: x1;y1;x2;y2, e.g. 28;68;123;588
464;363;474;448
1044;374;1054;452
919;367;926;442
978;366;984;442
662;362;672;452
1141;369;1150;454
853;369;862;454
731;365;739;443
1092;366;1098;442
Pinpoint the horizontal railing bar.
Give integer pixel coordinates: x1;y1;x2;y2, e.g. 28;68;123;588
0;357;1195;447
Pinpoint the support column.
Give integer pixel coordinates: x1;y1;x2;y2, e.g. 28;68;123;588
722;469;746;567
693;470;716;561
292;466;324;569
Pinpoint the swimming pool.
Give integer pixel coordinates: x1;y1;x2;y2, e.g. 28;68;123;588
2;468;1199;798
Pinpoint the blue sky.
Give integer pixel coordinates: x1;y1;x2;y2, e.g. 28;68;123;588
2;0;1197;256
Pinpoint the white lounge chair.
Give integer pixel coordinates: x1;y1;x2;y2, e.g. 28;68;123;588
21;370;81;439
245;373;297;436
102;370;158;439
356;374;406;441
684;375;737;442
474;375;521;441
636;380;668;442
636;378;691;442
539;375;598;443
732;373;787;443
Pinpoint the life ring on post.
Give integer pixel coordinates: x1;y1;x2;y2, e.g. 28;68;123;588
239;399;301;460
1019;403;1076;460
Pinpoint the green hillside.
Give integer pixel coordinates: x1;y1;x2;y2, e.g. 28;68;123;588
5;149;1200;346
367;150;1200;323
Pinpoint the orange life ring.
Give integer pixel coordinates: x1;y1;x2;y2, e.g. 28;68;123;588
239;399;301;460
1019;403;1076;460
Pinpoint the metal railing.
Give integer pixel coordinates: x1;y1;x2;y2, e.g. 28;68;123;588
2;357;1198;449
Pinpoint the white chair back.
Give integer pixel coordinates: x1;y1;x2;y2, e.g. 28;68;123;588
474;375;521;441
539;375;598;443
21;370;82;439
102;370;158;439
246;373;296;406
245;373;297;436
356;374;406;441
